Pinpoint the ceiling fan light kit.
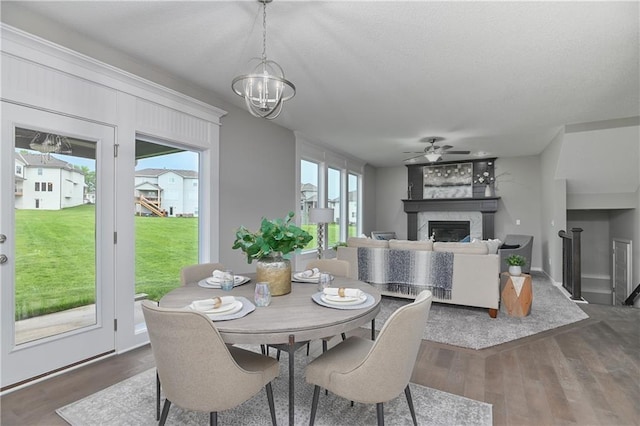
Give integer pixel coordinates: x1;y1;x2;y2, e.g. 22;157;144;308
403;137;470;164
231;0;295;120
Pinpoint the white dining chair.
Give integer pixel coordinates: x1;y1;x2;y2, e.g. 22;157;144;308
142;301;280;426
180;262;226;286
305;290;433;426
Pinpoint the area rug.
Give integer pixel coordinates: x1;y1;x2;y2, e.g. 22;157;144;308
370;271;589;350
57;349;492;426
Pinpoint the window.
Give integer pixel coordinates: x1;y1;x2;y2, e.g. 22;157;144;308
300;159;319;250
47;182;53;192
37;168;43;176
35;182;40;191
15;165;22;174
297;138;364;254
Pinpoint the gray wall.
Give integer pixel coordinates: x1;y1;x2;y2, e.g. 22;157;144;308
567;210;611;277
493;156;543;269
540;130;568;281
374;167;408;239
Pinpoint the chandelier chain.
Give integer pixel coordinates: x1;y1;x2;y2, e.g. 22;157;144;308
261;1;267;61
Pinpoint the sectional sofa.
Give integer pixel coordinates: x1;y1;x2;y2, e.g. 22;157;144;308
337;237;500;317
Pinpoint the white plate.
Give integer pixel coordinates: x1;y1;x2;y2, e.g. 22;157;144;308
292;273;333;283
206;298;254;321
200;276;250;288
322;293;363;303
311;292;375;310
321;294;367;306
208;300;243;316
189;300;242;314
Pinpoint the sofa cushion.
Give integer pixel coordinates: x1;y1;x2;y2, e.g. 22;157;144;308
433;241;489;255
388;239;434;251
347;237;389;248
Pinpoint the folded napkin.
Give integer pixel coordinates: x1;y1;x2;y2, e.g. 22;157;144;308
191;296;236;311
209;270;234;283
323;287;364;298
298;267;320;278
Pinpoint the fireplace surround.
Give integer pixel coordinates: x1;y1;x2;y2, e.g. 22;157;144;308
403;197;499;240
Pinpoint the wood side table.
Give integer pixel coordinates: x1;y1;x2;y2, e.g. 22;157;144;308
500;272;532;317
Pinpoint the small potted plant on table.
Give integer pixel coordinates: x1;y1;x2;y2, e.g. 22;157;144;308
506;254;527;276
232;212;312;296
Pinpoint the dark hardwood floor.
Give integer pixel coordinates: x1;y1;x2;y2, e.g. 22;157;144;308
1;303;638;425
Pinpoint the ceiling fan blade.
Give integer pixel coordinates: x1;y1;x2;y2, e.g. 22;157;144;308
439;145;453;150
402;151;426;154
442;150;471;155
403;153;428;162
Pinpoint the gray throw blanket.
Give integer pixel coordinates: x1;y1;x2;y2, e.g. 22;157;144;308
357;247;454;299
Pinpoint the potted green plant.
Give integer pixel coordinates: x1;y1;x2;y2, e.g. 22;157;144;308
506;254;527;276
232;211;312;295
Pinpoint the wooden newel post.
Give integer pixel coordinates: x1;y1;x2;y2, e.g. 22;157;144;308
558;227;583;300
570;228;583;300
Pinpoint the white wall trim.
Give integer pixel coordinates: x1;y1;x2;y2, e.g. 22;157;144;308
1;24;227;124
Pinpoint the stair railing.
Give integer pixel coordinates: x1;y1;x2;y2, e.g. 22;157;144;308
558;228;583;300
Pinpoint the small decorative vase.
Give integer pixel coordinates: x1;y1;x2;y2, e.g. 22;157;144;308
256;253;291;296
484;185;493;197
508;265;522;276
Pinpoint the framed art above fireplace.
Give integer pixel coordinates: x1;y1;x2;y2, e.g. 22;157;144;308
406;157;498;200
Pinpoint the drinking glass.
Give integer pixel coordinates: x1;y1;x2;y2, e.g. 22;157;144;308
254;282;272;307
221;269;234;291
317;272;331;292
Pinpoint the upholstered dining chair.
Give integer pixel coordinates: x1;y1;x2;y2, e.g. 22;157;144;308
305;290;433;426
305;259;351;354
306;258;350;278
142;301;279;426
180;262;225;286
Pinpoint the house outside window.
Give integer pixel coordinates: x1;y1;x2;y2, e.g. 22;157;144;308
35;182;40;191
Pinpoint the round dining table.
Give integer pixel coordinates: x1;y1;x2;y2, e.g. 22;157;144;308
159;274;382;426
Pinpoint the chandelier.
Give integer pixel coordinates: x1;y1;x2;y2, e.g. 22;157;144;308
231;0;295;120
29;132;72;161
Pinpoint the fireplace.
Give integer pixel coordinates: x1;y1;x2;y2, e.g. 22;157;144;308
428;221;470;242
403;198;499;240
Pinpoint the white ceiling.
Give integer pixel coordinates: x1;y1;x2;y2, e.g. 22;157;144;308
4;1;640;167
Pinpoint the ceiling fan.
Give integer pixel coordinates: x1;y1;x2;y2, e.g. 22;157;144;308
403;137;471;163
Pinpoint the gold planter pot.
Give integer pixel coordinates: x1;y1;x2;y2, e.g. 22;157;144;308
256;254;291;296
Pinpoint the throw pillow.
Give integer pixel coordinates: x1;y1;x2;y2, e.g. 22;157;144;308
484;239;502;254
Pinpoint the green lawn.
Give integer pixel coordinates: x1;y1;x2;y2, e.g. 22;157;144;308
15;205;197;320
15;208;354;320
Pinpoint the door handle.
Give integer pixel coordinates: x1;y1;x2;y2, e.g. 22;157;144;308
0;254;7;264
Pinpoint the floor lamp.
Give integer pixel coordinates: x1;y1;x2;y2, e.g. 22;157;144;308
309;208;334;259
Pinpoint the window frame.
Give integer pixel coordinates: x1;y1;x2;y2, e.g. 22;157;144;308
296;135;364;257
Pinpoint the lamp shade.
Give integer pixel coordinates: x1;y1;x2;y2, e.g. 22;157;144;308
309;208;334;224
